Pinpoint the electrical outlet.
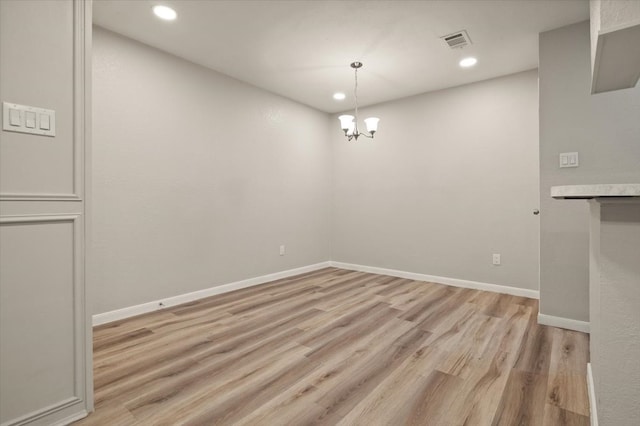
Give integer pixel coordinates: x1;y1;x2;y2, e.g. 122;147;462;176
279;245;285;256
492;253;501;266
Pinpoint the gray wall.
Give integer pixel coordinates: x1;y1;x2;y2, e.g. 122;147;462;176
539;21;640;322
92;28;331;314
332;70;540;291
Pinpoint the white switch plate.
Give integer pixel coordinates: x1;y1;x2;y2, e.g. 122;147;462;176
559;152;579;168
279;245;285;256
2;102;56;137
492;253;501;265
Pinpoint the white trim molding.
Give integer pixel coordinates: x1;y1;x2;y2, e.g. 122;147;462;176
0;193;82;201
329;261;540;299
537;313;590;333
587;363;598;426
93;262;331;326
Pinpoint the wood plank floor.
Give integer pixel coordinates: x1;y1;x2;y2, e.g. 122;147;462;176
76;267;590;425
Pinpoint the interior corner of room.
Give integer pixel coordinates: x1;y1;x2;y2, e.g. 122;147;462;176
1;0;639;425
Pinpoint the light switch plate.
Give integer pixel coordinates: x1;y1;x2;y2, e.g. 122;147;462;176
559;152;579;168
2;102;56;137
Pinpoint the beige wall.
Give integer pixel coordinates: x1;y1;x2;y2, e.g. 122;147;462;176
331;70;540;292
539;21;640;322
92;27;332;314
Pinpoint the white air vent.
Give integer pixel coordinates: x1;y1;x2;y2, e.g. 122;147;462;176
441;30;472;49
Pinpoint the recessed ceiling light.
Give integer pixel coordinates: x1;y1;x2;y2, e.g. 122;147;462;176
153;5;177;21
459;57;478;68
333;92;346;101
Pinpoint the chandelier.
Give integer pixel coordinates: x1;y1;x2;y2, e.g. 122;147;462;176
338;62;379;141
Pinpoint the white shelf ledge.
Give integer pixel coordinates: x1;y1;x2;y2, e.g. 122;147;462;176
551;184;640;199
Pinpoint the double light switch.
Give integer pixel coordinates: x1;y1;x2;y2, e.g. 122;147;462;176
2;102;56;137
559;152;579;168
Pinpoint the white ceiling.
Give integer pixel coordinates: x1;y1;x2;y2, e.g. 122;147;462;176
93;0;589;113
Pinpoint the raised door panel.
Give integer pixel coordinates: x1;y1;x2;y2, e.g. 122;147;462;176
0;215;87;425
0;0;79;200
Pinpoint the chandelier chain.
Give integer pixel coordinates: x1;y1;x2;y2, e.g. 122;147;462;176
354;67;359;128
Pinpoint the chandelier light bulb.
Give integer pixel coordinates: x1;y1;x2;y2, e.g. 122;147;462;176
346;122;355;136
338;115;355;131
364;117;380;134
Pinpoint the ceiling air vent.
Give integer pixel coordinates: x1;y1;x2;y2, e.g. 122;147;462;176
441;30;472;49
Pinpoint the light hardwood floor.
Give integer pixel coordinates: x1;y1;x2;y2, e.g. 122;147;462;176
76;267;590;425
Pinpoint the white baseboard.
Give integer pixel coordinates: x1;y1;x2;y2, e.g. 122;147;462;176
94;260;543;327
329;261;540;299
587;363;598;426
54;410;89;426
537;313;590;333
92;261;331;326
